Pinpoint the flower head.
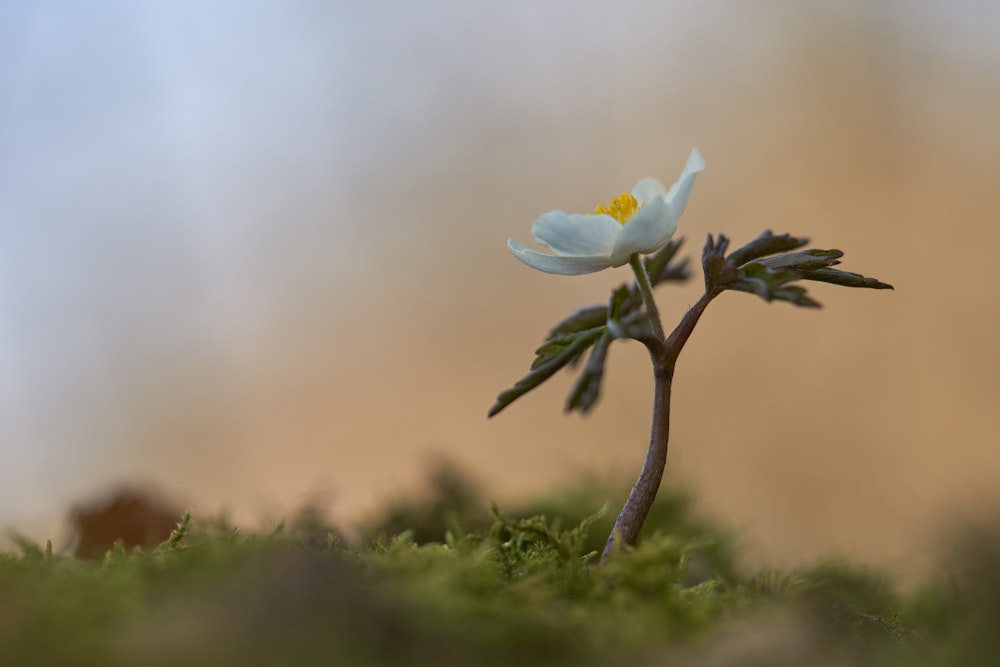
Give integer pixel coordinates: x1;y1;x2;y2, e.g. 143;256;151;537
507;148;705;275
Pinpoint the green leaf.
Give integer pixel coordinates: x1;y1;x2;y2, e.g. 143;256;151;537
726;231;809;266
708;231;893;307
532;334;590;370
565;331;612;414
802;267;894;290
548;305;609;337
729;263;822;308
755;248;843;272
491;240;696;418
489;327;606;417
607;284;635;323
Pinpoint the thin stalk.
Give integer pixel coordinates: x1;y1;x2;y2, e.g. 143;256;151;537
601;284;720;563
662;289;719;365
629;254;665;341
601;361;672;562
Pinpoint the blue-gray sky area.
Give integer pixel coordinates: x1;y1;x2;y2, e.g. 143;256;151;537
2;1;999;572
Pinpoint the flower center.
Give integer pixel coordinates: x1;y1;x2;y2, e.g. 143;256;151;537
595;193;643;225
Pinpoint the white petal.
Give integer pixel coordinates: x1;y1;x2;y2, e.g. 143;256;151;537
631;178;667;205
531;210;621;257
508;239;613;275
662;147;705;218
609;196;676;266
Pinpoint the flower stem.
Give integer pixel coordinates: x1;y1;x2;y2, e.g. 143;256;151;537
601;360;672;562
601;286;719;563
662;289;719;366
629;254;665;342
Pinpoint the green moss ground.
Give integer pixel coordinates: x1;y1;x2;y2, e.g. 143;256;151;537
2;472;999;666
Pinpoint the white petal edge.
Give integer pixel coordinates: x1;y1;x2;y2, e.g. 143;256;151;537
531;211;621;257
609;196;674;265
507;239;613;275
663;147;705;217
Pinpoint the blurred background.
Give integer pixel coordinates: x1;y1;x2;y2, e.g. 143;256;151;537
1;1;998;574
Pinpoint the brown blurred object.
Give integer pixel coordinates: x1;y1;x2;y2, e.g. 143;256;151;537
67;488;182;559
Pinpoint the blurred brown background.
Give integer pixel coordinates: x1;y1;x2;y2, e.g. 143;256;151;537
1;1;998;575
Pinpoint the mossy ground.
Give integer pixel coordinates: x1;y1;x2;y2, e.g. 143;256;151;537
2;471;999;666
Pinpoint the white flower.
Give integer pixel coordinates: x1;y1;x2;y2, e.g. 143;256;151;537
507;148;705;275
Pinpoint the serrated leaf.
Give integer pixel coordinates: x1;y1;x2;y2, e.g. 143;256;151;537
726;231;809;267
802;267;894;290
769;285;821;307
489;327;605;417
730;263;822;307
739;262;799;283
565;331;612;414
548;305;608;337
755;249;843;272
727;279;821;308
716;232;893;307
532;333;590;370
607;284;633;323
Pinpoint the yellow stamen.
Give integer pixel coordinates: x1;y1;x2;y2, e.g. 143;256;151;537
595;193;643;225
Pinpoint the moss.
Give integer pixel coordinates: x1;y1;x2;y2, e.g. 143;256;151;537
2;482;1000;666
